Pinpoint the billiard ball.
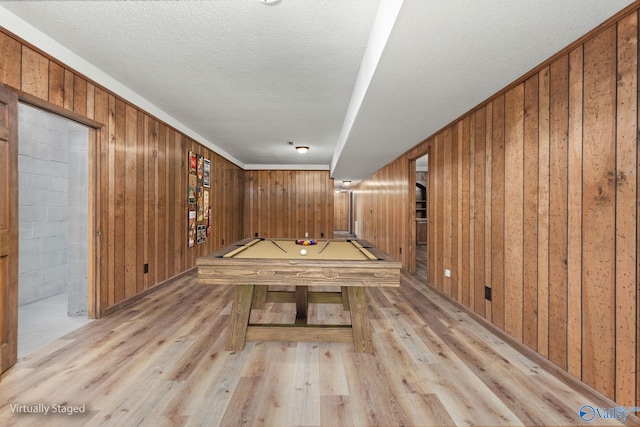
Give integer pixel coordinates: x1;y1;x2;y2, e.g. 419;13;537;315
300;249;307;256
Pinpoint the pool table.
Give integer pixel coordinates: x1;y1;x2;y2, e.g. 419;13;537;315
197;237;402;352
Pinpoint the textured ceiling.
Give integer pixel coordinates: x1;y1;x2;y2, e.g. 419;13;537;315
0;0;635;189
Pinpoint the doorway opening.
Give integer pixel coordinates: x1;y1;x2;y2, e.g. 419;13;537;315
415;154;428;279
334;189;353;238
17;103;93;356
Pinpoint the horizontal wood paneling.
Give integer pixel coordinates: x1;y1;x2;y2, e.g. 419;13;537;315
0;28;245;317
353;6;640;408
244;170;334;240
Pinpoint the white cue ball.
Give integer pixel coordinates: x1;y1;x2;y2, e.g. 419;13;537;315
300;249;307;256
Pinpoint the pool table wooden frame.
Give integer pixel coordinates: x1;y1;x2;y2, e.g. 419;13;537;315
196;237;402;352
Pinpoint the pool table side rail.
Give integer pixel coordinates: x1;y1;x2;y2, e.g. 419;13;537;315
197;238;402;288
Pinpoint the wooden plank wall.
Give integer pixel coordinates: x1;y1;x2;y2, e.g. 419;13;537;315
353;6;640;407
334;191;349;232
352;155;411;270
0;29;245;316
243;170;334;239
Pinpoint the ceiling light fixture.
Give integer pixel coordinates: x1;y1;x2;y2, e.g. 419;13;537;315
257;0;280;4
342;180;352;186
295;146;309;154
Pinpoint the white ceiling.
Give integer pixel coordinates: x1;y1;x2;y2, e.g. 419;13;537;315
0;0;634;189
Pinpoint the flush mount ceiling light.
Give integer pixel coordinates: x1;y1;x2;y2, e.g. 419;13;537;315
257;0;280;4
342;180;352;186
295;146;309;154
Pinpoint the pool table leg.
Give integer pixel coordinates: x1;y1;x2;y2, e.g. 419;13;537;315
341;286;350;311
295;286;308;322
252;285;268;309
226;285;254;351
347;286;373;353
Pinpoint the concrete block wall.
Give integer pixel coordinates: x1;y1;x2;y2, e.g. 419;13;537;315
18;103;88;316
67;125;89;316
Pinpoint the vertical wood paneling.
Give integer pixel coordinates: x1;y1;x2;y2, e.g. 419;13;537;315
615;12;638;407
63;70;74;110
146;116;157;290
473;109;486;316
114;98;126;304
107;94;117;307
537;66;551;358
504;84;524;340
582;25;617;398
167;131;176;278
136;113;146;293
451;124;460;302
282;171;291;237
94;87;109;315
73;75;87;116
436;134;444;291
483;103;492;321
124;104;137;299
460;117;471;308
352;155;412;269
156;124;167;283
173;133;181;276
456;126;463;302
523;75;539;350
243;170;334;240
0;32;21;89
20;47;48;100
288;171;297;237
548;56;569;369
48;62;64;108
86;83;95;120
567;46;584;378
491;96;505;330
468;115;475;310
334;191;349;231
429;138;437;286
443;128;452;296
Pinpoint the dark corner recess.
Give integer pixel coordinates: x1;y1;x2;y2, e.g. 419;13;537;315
255;232;259;237
485;285;492;301
320;232;324;238
144;263;149;274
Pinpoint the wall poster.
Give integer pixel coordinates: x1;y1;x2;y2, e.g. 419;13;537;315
188;210;196;248
188;174;197;204
196;186;204;221
196;154;204;182
203;191;209;219
188;152;212;247
204;159;211;187
197;225;206;244
189;151;197;173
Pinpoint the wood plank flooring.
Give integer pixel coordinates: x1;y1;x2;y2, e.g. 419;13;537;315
0;246;631;426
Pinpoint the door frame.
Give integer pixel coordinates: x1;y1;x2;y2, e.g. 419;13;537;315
14;90;105;319
407;144;430;276
0;84;18;373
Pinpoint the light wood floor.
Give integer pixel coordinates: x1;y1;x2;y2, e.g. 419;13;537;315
0;247;629;427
